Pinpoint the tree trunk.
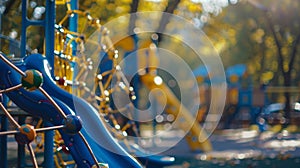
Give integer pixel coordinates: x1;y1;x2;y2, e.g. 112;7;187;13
283;72;291;124
285;34;300;125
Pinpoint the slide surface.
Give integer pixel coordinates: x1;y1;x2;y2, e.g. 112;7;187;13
0;53;142;168
141;74;213;152
23;54;175;167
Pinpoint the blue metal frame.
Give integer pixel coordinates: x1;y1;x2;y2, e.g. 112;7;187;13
0;94;8;168
1;95;9;168
17;117;26;168
1;0;80;167
69;0;78;43
69;0;78;83
45;0;56;78
0;116;8;168
21;0;55;78
43;121;55;168
20;0;80;167
20;0;56;167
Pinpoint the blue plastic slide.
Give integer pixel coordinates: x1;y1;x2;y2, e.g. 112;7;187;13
23;53;175;167
0;52;142;168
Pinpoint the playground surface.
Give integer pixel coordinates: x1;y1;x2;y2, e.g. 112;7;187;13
140;127;300;167
6;127;300;167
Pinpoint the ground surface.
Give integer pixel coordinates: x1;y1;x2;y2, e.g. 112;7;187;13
3;128;300;167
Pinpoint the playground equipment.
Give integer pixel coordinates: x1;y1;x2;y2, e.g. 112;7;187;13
193;62;299;133
82;26;215;153
140;74;212;152
220;64;266;129
94;11;218;151
51;2;175;166
222;64;249;128
0;52;142;167
0;0;219;167
54;0;212;159
193;65;211;123
53;0;214;154
0;53;99;167
53;0;104;92
193;64;263;129
129;41;212;152
1;3;175;167
23;53;175;167
51;1;143;141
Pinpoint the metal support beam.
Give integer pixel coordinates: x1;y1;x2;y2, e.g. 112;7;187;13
45;0;56;77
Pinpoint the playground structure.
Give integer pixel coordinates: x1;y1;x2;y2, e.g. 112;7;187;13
194;64;266;129
0;1;141;168
0;0;214;167
0;52;143;167
194;63;300;131
1;0;300;167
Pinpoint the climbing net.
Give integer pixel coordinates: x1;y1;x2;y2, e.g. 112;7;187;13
53;1;139;140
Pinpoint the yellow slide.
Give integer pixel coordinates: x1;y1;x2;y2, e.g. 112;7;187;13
137;42;212;152
140;74;212;152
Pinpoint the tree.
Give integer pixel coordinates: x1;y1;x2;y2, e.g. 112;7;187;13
249;0;300;123
204;0;300;124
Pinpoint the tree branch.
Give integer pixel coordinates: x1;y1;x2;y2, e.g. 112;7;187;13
288;33;300;73
128;0;140;35
156;0;180;42
248;0;286;75
265;11;285;75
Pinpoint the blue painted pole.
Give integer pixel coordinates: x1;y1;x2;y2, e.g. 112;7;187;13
69;0;78;80
20;0;28;58
43;121;54;168
0;92;8;168
20;0;55;167
45;0;56;77
44;1;55;166
69;0;78;39
17;116;25;168
0;0;2;49
0;116;8;168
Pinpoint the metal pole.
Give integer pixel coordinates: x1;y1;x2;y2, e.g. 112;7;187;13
0;0;2;49
0;116;8;168
20;0;27;58
70;0;78;81
17;116;25;168
0;93;9;168
69;0;78;40
43;121;54;168
43;1;55;166
45;0;56;77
